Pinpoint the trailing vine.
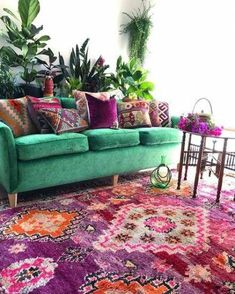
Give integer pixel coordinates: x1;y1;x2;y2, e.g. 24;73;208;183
121;0;153;64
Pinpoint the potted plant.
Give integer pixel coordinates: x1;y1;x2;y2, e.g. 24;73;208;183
0;0;50;97
58;39;111;96
121;0;153;64
36;48;65;96
109;56;154;101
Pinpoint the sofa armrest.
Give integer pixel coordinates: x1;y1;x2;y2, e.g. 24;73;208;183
171;116;180;128
0;122;18;192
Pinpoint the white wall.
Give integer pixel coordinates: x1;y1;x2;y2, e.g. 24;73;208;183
0;0;235;127
146;0;235;128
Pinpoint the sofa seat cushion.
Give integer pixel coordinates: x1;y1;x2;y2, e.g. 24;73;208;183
138;127;182;145
16;133;89;161
82;129;140;151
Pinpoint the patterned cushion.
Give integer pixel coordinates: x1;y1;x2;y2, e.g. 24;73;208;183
86;94;118;129
27;96;62;133
149;100;161;127
73;90;111;122
38;108;88;134
117;100;152;128
0;97;37;137
158;101;170;127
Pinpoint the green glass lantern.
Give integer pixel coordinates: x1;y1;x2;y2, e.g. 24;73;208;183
150;156;172;189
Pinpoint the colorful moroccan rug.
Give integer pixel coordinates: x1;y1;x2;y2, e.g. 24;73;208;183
0;172;234;293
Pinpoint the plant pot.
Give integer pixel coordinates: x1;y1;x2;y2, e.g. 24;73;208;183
19;84;43;98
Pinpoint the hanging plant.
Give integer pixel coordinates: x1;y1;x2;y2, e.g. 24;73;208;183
121;0;153;64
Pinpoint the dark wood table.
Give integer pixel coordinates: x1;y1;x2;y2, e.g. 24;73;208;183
177;130;235;202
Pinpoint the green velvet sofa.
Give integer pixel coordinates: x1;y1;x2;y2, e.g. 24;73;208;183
0;98;182;207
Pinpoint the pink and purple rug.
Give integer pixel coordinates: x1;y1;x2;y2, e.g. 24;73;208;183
0;172;234;293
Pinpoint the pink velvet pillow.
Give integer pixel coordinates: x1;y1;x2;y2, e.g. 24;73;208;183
73;90;111;122
86;94;118;129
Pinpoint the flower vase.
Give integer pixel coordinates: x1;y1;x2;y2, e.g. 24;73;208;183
43;76;54;97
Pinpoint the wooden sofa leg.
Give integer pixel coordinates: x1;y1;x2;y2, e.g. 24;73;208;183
8;193;18;208
111;175;119;186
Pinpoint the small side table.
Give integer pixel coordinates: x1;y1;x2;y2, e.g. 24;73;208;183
177;130;235;202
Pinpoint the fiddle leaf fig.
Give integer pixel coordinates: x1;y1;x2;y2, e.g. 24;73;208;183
18;0;40;28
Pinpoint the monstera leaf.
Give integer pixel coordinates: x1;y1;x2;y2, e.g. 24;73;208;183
18;0;40;28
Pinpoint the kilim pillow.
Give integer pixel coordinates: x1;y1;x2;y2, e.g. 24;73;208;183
117;100;152;128
86;94;118;129
27;96;62;133
73;90;111;122
149;100;161;127
0;97;37;137
38;108;88;134
158;101;171;127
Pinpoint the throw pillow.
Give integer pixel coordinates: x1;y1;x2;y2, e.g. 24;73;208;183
158;101;170;127
86;94;118;129
38;108;88;134
149;100;161;127
73;90;111;122
27;96;62;133
0;97;37;137
117;100;152;128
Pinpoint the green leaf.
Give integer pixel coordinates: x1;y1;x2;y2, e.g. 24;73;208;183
3;8;19;21
31;24;43;36
125;76;135;86
133;70;142;81
18;0;40;28
139;81;154;91
22;44;28;57
37;35;50;42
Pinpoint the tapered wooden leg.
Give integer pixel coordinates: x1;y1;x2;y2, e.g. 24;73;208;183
111;175;119;186
8;193;18;208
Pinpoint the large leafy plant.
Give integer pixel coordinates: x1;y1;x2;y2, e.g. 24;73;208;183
109;56;154;100
121;0;153;64
59;39;110;95
0;0;50;84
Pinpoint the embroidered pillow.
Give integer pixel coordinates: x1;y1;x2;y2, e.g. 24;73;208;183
0;97;37;137
73;90;111;122
149;100;161;127
27;96;62;133
38;108;88;134
158;101;170;127
117;100;152;128
86;94;118;129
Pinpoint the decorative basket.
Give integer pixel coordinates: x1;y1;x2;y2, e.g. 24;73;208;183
192;97;213;122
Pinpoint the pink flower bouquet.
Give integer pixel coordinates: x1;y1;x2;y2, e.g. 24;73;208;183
178;113;223;136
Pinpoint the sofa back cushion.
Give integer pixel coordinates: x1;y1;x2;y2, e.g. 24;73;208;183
58;97;76;109
27;96;62;133
0;97;37;137
117;100;152;128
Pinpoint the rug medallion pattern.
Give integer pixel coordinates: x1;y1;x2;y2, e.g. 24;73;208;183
0;172;234;293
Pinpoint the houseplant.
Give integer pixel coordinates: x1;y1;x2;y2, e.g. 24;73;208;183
0;55;23;99
58;39;110;96
36;48;65;96
109;56;154;100
0;0;50;97
121;0;153;64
